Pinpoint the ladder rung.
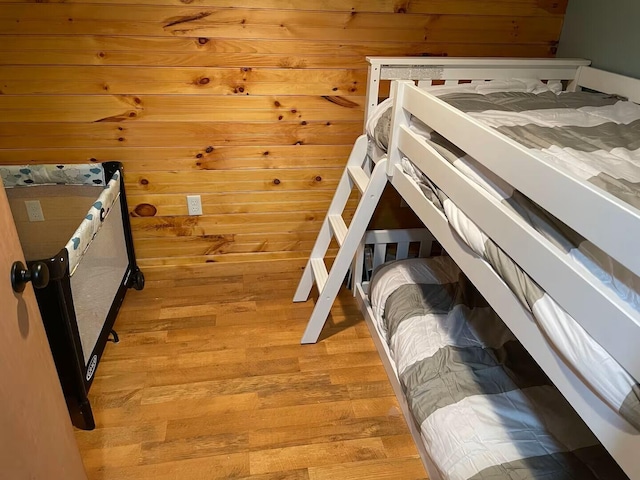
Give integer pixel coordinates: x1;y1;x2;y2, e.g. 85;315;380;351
328;214;348;247
347;166;369;194
310;258;328;292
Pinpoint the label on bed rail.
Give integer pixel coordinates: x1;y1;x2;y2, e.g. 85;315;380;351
381;66;444;80
86;355;98;381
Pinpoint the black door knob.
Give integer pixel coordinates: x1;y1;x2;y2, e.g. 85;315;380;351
11;261;50;293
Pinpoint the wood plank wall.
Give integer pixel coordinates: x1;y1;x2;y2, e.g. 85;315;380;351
0;1;567;277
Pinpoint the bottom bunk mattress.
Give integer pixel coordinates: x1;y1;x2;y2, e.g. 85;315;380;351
369;256;627;480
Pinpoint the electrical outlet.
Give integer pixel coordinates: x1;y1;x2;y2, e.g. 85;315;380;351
25;200;45;222
186;195;203;215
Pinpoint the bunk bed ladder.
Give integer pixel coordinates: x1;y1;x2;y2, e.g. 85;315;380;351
294;134;388;344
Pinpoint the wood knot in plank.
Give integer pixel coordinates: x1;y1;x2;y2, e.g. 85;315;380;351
322;96;359;108
133;204;157;217
394;1;409;14
164;11;212;28
96;112;137;122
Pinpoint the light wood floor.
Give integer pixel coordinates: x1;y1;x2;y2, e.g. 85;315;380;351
74;262;428;479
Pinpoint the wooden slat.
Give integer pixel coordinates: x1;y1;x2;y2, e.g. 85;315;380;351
0;0;567;16
0;145;354;169
0;66;367;96
0;40;556;68
139;250;331;266
328;214;348;247
129;197;358;217
131;218;322;238
347;165;369;194
127;190;355;208
123;169;343;195
0;7;563;43
0;122;361;148
130;209;355;237
0;95;364;123
133;232;328;257
310;258;329;292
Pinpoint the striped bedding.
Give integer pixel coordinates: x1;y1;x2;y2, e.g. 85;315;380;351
367;81;640;431
369;257;627;480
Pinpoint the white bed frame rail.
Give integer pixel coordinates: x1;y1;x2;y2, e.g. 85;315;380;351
361;57;640;478
354;229;443;480
365;57;591;121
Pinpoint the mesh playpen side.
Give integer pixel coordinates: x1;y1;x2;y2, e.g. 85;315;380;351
3;161;143;430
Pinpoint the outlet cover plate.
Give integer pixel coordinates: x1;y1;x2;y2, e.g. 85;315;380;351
25;200;45;222
186;195;203;215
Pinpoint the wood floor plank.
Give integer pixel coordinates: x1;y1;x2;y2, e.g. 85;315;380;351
308;457;428;480
75;422;167;450
94;393;260;429
249;438;387;475
74;267;426;479
248;416;411;451
80;444;142;470
85;453;250;480
165;400;356;442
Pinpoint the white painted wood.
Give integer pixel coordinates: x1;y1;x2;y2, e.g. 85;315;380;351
386;80;413;175
328;214;347;247
389;167;640;479
347;165;369;194
399;82;640;278
396;241;409;260
365;62;381;130
301;158;389;344
576;66;640;103
310;258;328;293
373;243;386;270
398;125;640;381
352;241;365;297
392;66;585;81
355;282;444;480
293;135;368;302
366;57;591;68
363;228;433;245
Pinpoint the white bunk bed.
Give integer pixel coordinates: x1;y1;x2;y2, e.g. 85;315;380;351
294;57;640;479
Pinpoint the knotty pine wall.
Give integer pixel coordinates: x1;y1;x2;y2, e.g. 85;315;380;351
0;1;567;277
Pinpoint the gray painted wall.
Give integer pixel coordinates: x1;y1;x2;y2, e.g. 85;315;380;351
557;0;640;78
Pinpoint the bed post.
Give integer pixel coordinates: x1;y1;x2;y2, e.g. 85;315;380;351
365;59;382;131
386;80;413;176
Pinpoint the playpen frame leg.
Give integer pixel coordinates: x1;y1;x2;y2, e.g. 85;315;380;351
108;329;120;343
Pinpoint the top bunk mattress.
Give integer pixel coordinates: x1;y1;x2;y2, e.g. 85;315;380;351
368;79;640;213
365;81;640;432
